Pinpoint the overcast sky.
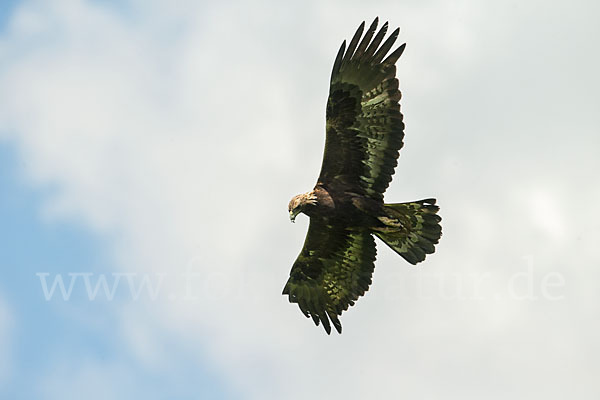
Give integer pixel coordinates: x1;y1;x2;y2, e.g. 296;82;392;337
0;0;599;399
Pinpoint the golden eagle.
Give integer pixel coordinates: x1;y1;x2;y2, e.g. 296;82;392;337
284;18;442;334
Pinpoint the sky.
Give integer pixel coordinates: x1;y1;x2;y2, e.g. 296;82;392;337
0;0;599;399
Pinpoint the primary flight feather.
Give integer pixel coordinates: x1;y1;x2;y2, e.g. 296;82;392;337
284;18;442;334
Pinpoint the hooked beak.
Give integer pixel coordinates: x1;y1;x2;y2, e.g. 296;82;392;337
289;210;297;223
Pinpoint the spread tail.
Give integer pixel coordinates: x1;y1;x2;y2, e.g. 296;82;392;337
374;198;442;264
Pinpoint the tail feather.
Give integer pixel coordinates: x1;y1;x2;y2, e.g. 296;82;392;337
374;198;442;264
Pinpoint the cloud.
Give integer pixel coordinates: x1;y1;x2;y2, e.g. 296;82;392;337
1;0;599;399
37;360;135;400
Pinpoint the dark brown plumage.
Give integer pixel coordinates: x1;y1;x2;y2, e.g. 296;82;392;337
285;18;442;334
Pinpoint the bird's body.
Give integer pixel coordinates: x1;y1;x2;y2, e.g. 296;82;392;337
285;18;442;334
291;186;393;230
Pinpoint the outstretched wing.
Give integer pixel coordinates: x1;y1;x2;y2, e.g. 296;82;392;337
318;18;406;200
282;220;376;334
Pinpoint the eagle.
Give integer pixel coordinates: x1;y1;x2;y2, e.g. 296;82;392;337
283;18;442;334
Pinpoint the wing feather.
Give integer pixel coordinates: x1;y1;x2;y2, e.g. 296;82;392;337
318;18;406;200
363;21;388;60
342;21;365;64
282;221;376;334
383;42;406;65
331;40;346;78
353;17;379;60
372;27;400;64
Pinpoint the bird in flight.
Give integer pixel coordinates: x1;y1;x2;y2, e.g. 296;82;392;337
284;18;442;334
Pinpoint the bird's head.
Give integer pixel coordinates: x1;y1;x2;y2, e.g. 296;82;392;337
288;191;317;223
